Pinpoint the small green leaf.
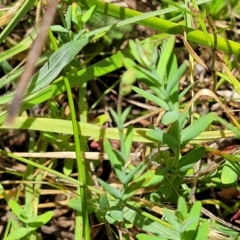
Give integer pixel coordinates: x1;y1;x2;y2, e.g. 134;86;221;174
65;5;72;30
6;227;30;240
124;125;134;161
181;201;201;234
123;177;146;201
222;153;240;162
68;198;95;214
98;193;110;214
98;179;123;199
134;65;162;85
194;221;209;240
132;86;169;110
104;139;125;182
121;107;132;125
8;199;23;220
146;128;179;148
105;214;116;224
221;160;238;184
82;5;96;23
71;2;82;27
68;198;82;212
157;36;175;82
163;208;181;232
165;63;186;97
178;147;205;172
161;111;180;125
63;158;74;176
137;234;167;240
123;162;144;185
177;197;188;220
181;113;215;144
123;57;136;69
50;25;69;33
109;207;123;222
30;211;53;225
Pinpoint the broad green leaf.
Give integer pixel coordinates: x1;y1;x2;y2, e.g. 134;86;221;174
27;37;90;94
132;86;169;110
146;128;179;148
109;207;124;222
178;147;205;172
161;111;180;125
105;214;116;224
194;221;209;240
6;227;29;240
221;160;238;184
137;234;167;240
68;198;95;214
181;113;215;144
68;198;82;212
98;178;123;199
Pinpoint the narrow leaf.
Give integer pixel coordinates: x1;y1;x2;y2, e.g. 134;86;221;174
181;113;215;143
146;128;179;148
98;178;122;199
27;37;90;94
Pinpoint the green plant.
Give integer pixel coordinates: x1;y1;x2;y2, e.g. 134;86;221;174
1;0;240;239
4;199;53;240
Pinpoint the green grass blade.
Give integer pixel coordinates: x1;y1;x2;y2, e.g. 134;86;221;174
0;0;35;44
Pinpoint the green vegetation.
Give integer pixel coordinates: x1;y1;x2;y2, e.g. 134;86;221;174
1;0;240;239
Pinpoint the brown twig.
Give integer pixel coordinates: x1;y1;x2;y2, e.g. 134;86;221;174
5;0;58;125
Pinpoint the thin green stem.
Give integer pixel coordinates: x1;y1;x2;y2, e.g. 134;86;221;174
47;27;90;240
